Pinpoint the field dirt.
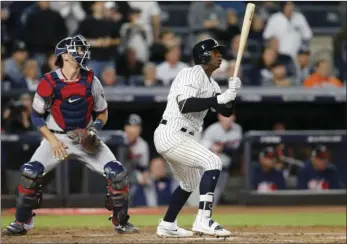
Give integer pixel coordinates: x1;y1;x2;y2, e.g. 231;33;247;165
2;206;346;244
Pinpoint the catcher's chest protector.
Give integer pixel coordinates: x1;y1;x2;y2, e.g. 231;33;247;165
44;70;94;131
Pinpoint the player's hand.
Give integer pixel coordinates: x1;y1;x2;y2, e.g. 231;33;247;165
217;89;237;104
51;139;68;160
228;77;242;90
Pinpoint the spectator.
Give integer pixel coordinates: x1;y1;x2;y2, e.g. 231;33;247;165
23;59;40;91
249;14;264;45
3;93;34;134
333;26;347;83
50;2;86;36
119;8;151;63
77;1;120;78
225;34;251;63
123;114;150;186
4;40;28;89
156;43;189;86
117;48;144;82
127;1;161;44
188;1;227;42
266;37;297;77
41;53;58;74
130;156;178;207
141;63;163;87
252;146;287;192
297;145;343;190
1;58;14;92
104;2;123;23
250;47;277;86
225;9;241;45
201;113;242;204
149;30;180;64
296;49;311;84
256;1;279;23
303;59;343;88
269;61;293;87
100;67;124;87
23;1;67;68
263;1;312;59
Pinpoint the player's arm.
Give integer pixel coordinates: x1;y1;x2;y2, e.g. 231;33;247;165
214;99;235;117
31;80;68;160
177;70;236;114
91;76;108;131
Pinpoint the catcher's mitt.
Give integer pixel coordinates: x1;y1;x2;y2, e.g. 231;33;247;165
67;127;101;154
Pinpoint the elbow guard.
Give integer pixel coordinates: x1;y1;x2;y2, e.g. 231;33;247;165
30;111;47;130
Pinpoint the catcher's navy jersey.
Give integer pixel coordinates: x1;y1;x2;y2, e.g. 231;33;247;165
33;68;107;132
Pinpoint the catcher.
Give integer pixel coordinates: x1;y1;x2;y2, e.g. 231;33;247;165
3;35;139;235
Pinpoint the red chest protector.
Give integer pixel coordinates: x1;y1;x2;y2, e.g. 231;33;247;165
37;69;94;131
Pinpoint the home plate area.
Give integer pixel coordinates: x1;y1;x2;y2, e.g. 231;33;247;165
2;227;345;244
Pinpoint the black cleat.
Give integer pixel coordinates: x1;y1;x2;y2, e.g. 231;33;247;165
2;221;30;236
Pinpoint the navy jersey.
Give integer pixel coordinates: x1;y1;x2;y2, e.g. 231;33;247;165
297;161;344;190
252;164;287;192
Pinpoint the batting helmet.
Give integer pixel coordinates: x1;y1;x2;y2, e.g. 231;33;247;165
192;38;226;65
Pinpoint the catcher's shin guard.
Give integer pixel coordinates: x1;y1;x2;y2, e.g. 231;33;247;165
15;161;44;223
103;161;130;226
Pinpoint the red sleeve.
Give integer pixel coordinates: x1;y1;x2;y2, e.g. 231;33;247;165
37;78;53;98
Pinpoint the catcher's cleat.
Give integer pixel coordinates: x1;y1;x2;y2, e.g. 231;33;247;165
108;216;139;234
2;220;34;236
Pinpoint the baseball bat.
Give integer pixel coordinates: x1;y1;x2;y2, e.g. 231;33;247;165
233;3;255;79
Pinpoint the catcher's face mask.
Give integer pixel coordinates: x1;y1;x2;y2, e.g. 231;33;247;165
55;35;91;70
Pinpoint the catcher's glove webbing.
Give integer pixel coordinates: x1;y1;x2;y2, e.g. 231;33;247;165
67;127;101;154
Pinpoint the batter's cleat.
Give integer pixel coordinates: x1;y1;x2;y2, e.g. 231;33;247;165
2;219;34;236
192;216;231;237
157;219;193;238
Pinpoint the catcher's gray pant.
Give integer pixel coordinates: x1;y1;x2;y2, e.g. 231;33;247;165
30;133;116;174
214;170;230;205
154;123;222;192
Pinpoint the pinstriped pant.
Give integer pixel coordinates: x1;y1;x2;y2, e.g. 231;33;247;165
154;123;222;192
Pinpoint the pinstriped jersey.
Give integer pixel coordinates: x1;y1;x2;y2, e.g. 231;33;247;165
162;65;221;132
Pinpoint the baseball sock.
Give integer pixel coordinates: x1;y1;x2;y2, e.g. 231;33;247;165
198;169;220;218
163;186;191;223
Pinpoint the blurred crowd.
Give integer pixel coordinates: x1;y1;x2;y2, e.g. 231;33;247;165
1;1;346;91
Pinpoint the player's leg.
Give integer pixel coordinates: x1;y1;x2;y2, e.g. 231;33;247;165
3;139;60;236
77;142;139;234
156;162;199;238
163;138;231;237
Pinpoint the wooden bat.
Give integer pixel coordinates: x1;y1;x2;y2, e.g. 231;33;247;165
233;3;255;79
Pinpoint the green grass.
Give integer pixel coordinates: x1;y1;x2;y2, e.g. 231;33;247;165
1;213;345;228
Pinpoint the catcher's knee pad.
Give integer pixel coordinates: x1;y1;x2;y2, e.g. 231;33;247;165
103;161;129;225
16;161;44;209
204;154;222;171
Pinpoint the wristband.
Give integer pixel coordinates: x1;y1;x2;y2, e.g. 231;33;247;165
92;119;105;131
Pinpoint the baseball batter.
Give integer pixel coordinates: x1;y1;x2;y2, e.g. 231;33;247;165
154;38;241;238
3;35;138;236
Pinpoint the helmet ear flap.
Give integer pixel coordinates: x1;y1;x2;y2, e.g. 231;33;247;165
200;51;211;64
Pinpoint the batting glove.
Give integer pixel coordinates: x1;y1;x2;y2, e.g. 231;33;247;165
217;89;237;104
229;77;242;90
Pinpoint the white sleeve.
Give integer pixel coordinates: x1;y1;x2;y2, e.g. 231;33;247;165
149;2;161;16
91;76;108;112
32;93;48;114
176;67;204;100
212;80;222;94
298;14;312;40
263;14;277;39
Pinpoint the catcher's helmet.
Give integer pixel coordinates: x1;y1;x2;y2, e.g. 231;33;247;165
55;35;91;70
192;38;226;65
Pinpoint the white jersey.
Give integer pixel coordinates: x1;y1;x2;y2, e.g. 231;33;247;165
32;68;108;131
162;65;221;132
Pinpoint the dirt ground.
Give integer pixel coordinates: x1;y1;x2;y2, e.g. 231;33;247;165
2;206;346;244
